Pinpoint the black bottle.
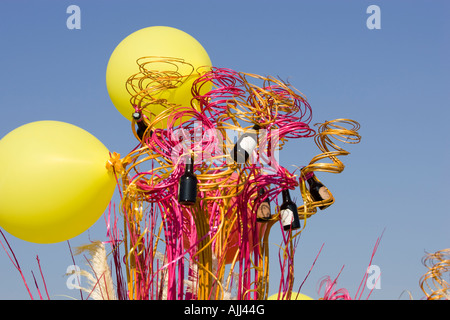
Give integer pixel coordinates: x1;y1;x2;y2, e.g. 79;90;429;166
178;158;197;206
256;188;271;222
306;173;331;210
132;112;149;140
231;124;260;163
280;189;300;231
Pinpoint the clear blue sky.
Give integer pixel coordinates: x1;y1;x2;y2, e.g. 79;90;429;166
0;0;448;300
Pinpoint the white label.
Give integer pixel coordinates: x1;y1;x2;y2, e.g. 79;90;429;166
240;136;257;154
280;208;293;226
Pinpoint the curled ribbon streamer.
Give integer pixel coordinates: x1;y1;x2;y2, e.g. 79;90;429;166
298;119;361;219
420;248;450;300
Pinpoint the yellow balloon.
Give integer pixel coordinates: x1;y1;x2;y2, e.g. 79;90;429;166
106;26;212;126
0;121;116;243
268;292;313;300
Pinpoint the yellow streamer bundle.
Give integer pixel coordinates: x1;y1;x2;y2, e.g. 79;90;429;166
420;248;450;300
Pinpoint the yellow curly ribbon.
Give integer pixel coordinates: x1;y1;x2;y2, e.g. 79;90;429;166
298;119;361;219
420;248;450;300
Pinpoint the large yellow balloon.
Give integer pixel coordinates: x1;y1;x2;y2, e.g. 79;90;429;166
0;121;116;243
268;292;313;300
106;26;212;126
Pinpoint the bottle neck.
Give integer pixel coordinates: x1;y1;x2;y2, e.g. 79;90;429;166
282;189;291;203
133;112;147;130
258;188;270;203
307;175;324;188
184;157;194;174
137;121;147;131
132;112;142;122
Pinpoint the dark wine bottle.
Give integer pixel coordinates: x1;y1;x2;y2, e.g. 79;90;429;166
306;173;331;210
178;157;197;206
132;112;149;140
280;189;300;231
256;188;271;222
231;124;260;163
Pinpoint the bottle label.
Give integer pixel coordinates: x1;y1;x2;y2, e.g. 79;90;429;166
318;186;331;200
280;208;293;226
240;136;257;154
257;202;271;220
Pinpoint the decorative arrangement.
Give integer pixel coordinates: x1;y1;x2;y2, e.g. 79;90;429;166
0;26;367;300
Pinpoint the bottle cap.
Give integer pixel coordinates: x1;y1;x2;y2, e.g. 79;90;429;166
132;112;142;121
